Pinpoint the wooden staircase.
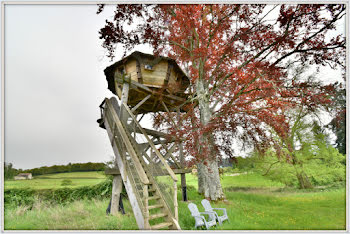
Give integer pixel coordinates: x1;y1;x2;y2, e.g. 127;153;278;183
102;97;180;230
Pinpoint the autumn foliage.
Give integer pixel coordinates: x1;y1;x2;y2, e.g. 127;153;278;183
98;4;345;198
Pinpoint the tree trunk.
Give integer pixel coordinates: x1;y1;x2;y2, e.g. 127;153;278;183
196;79;225;200
289;150;313;190
198;160;225;200
296;171;313;189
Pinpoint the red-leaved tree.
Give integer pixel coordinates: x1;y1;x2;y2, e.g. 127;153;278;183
98;4;345;200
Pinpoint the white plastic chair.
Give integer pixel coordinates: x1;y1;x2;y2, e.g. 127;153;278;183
201;199;228;225
187;203;217;229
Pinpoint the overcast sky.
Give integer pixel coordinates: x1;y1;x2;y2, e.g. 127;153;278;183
2;4;345;170
3;4;154;169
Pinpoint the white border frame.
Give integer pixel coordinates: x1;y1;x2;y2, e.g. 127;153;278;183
0;1;348;233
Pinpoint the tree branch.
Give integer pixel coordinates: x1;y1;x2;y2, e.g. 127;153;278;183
263;161;280;176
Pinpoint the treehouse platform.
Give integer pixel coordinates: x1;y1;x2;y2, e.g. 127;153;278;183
104;51;190;113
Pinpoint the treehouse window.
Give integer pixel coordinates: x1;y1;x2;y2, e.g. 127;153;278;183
144;64;153;70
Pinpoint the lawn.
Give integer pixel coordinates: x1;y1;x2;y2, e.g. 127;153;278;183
179;187;345;230
4;171;107;190
179;172;285;190
177;173;345;230
4;172;346;230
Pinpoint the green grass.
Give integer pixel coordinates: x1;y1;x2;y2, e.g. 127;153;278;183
178;172;285;190
4;171;346;230
4;198;138;230
4;171;106;190
177;172;345;230
220;172;285;189
178;187;346;230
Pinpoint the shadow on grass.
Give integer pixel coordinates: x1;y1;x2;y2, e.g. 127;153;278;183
224;182;345;194
224;186;277;192
37;177;101;180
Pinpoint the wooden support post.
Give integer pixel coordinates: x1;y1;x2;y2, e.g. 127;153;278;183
120;76;130;122
110;174;123;215
120;78;130;183
143;184;150;229
177;108;187;201
110;74;130;215
174;181;178;221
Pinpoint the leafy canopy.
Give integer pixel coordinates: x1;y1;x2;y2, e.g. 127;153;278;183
98;4;345;162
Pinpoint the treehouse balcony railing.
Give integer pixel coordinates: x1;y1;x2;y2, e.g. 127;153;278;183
102;98;179;228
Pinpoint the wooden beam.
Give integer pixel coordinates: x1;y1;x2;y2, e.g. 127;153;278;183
105;166;187;176
159;141;181;169
106;99;149;185
162;143;177;160
138;113;146;122
161;101;180;131
132;94;151;113
114;73;186;103
119;79;130;185
136;59;143;84
177;107;187;201
164;63;172;86
140;168;192;176
105;167;120;175
125;124;184;142
107;94;124;215
173;168;192;174
126;131;153;164
173;181;178;222
122;102;178;182
120;78;130;122
139;139;174;148
114;77;123;99
111;175;123;215
128;126;174;139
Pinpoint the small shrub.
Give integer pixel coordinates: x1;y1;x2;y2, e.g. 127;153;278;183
61;179;73;186
253;144;346;188
4;178;113;209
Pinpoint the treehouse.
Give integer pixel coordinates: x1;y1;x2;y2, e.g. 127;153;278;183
104;51;190;113
99;51;192;230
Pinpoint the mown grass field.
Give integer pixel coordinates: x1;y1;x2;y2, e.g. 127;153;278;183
4;171;346;230
4;171;106;190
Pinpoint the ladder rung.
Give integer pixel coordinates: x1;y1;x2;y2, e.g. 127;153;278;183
148;204;163;210
148;196;160;201
151;222;173;230
149;213;167;220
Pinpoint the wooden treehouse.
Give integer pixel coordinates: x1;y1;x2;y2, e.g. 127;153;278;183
98;51;191;230
103;51;190;113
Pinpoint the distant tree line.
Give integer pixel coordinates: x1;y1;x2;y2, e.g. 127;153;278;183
4;163;20;180
4;162;106;179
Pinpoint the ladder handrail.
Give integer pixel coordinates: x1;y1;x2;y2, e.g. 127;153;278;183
122;102;178;182
105;99;150;185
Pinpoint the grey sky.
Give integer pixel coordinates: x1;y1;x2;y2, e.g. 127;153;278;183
2;4;345;170
3;4;154;169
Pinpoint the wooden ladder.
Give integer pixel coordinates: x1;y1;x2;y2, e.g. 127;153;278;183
103;97;180;230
